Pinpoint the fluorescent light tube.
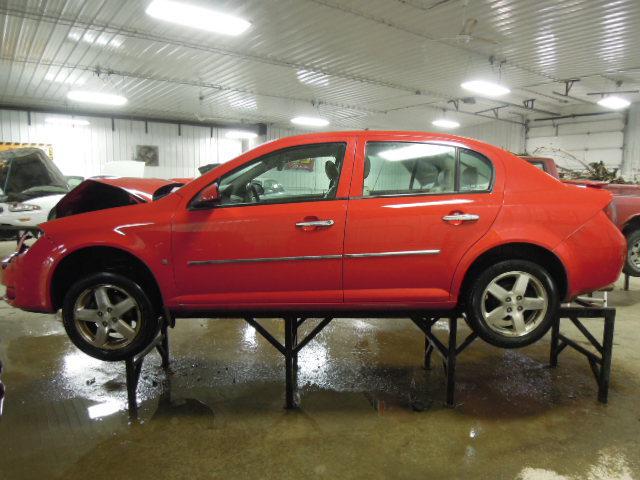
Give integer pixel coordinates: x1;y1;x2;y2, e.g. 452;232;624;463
291;116;329;127
146;0;251;36
67;90;128;106
461;80;510;97
432;119;460;129
597;95;630;110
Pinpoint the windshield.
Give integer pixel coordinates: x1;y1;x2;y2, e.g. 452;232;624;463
0;148;69;202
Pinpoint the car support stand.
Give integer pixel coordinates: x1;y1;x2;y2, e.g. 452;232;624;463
411;315;477;408
550;303;615;403
243;316;333;408
125;318;171;416
413;303;615;407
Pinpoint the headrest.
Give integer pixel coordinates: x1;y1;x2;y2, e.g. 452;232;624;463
325;161;339;181
462;166;478;185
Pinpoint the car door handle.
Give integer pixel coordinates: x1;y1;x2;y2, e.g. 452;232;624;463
296;219;335;228
442;213;480;222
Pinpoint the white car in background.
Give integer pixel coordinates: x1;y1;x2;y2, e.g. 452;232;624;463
0;148;70;238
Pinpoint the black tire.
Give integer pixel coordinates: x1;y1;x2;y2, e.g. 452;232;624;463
62;272;159;361
465;260;558;349
623;229;640;277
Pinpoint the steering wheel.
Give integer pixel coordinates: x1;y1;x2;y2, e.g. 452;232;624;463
246;182;261;202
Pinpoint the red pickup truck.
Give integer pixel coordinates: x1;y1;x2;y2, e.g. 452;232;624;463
521;156;640;276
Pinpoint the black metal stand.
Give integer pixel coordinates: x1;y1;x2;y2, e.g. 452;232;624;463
244;316;333;408
550;305;615;403
414;304;616;407
624;273;630;291
412;316;477;407
125;319;170;415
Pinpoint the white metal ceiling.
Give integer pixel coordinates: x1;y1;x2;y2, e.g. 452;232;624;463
1;0;639;130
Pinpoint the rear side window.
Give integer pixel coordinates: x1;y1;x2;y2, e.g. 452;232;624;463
363;142;493;197
459;148;492;192
363;143;456;196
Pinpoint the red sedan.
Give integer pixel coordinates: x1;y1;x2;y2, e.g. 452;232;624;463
0;131;625;360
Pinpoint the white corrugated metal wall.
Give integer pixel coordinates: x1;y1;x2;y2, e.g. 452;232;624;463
458;122;526;153
622;104;640;180
0;109;243;179
526;113;625;173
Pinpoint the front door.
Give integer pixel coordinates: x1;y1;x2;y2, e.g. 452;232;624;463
343;140;503;304
171;140;354;308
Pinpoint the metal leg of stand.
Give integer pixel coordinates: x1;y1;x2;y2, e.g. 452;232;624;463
445;317;457;408
549;314;560;368
292;321;299;374
424;337;433;370
158;321;170;370
125;320;171;416
125;358;143;414
284;317;298;409
624;273;630;291
599;310;615;403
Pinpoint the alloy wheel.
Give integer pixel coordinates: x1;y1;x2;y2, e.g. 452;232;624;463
73;284;142;350
480;271;548;337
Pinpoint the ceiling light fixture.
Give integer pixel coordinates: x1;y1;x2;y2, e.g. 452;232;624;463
67;90;128;106
597;95;631;110
461;80;510;97
225;130;258;140
432;119;460;129
45;117;90;127
146;0;251;36
291;116;329;127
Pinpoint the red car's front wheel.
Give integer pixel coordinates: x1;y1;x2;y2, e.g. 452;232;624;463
465;260;559;348
62;272;159;361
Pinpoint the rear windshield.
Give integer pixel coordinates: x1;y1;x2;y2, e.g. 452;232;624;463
0;148;69;202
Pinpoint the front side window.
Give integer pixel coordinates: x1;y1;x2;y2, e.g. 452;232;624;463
217;143;346;206
363;142;456;196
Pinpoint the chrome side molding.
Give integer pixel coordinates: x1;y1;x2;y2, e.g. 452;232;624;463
188;254;342;266
188;249;440;266
344;249;440;259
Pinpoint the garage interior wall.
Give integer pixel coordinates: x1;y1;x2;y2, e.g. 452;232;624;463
525;113;626;174
458;122;526;154
0;108;243;179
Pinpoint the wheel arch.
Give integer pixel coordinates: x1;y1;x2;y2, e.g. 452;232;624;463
50;246;164;312
622;215;640;236
456;242;568;306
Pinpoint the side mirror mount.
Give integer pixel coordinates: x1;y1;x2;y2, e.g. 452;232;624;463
192;183;220;209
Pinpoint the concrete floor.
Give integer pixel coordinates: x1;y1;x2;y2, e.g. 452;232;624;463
0;241;638;480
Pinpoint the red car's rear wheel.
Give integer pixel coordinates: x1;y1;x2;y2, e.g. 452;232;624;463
465;260;559;348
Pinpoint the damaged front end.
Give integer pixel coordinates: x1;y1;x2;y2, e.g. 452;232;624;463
49;178;186;220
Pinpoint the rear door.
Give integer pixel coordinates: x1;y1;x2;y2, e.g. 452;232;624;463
343;139;503;304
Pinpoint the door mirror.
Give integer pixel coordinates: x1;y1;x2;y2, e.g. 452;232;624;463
192;183;220;209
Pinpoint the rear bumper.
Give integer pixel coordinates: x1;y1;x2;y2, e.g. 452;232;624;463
1;237;55;313
554;211;626;299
